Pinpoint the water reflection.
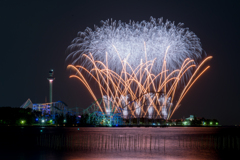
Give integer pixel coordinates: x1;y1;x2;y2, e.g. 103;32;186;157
0;127;239;160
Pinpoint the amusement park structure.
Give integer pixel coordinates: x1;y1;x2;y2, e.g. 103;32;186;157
79;91;168;126
20;70;74;124
81;98;123;126
20;99;69;116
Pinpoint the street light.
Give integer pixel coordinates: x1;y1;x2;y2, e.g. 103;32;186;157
21;120;25;125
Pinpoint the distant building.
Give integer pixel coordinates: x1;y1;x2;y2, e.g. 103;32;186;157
182;115;219;126
185;115;195;121
20;98;69;115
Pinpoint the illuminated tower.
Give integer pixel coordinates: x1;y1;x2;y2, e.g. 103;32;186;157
47;69;55;113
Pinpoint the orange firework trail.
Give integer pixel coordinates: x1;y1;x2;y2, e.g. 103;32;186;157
67;50;212;120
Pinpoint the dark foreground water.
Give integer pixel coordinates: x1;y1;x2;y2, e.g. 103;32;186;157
0;126;240;160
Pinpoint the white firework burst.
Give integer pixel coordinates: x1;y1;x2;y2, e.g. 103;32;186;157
67;17;204;78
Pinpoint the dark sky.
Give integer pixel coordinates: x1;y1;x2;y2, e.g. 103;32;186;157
1;0;240;125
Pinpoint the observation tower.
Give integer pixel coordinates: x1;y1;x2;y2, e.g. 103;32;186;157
47;69;55;113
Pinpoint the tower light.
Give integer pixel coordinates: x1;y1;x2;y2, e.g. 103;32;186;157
47;69;55;113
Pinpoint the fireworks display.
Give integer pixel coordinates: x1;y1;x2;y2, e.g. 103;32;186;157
66;17;211;120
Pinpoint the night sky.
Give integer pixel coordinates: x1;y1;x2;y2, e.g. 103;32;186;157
1;0;240;125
